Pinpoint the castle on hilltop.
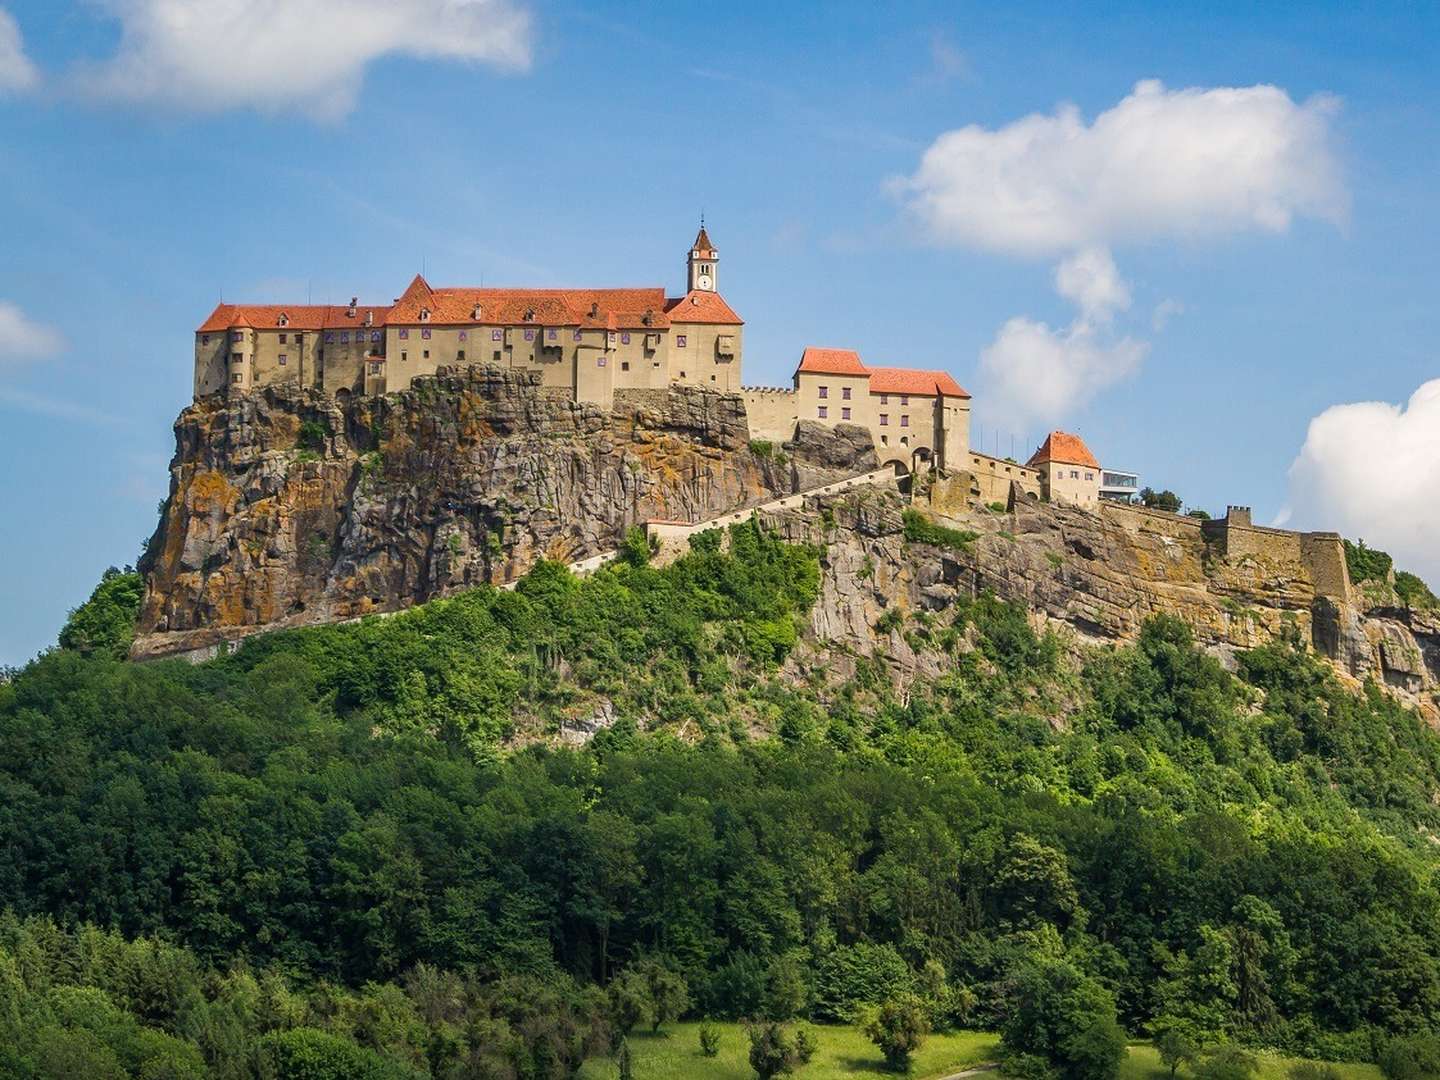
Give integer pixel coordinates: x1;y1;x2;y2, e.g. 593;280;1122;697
194;226;1137;503
194;227;742;410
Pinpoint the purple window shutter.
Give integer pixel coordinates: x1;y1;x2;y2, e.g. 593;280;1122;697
325;332;335;343
458;330;467;341
492;329;502;341
621;332;630;344
398;329;408;339
676;334;687;347
573;330;583;342
421;328;431;340
524;329;535;341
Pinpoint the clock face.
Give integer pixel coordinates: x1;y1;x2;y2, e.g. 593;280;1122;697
698;274;712;290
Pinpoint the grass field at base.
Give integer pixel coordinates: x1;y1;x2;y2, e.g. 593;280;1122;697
576;1022;999;1080
579;1027;1387;1080
1120;1044;1383;1080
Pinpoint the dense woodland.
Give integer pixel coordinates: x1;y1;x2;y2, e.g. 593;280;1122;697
6;520;1440;1077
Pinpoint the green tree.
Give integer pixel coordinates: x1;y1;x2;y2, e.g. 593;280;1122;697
1139;488;1183;512
1194;1046;1258;1080
1153;1016;1203;1080
58;568;143;658
862;994;931;1073
699;1021;721;1057
1003;960;1126;1080
746;1021;812;1079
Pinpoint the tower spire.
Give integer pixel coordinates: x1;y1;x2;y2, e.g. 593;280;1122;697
687;219;717;292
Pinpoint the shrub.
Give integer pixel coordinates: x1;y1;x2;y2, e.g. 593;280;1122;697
1002;960;1125;1080
700;1022;721;1057
1290;1064;1343;1080
255;1028;416;1080
750;439;775;460
1194;1046;1259;1080
747;1021;813;1079
1395;570;1439;611
862;994;931;1072
1153;1016;1203;1079
1344;539;1393;584
1380;1034;1440;1080
58;568;143;659
298;419;327;450
902;508;978;551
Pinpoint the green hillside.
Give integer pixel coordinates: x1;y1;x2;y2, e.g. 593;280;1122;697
8;522;1440;1077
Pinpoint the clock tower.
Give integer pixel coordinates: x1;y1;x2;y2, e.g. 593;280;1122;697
687;222;717;292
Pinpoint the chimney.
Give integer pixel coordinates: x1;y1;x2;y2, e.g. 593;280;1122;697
642;308;653;326
524;307;535;322
472;303;483;320
364;310;373;327
347;296;357;317
589;302;599;318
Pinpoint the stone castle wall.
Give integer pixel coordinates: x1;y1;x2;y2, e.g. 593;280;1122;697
741;386;799;443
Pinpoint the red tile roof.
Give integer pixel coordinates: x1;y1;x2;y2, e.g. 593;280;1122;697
196;303;388;333
796;347;868;376
663;290;743;325
1027;431;1100;469
692;226;715;254
389;274;676;330
868;366;971;399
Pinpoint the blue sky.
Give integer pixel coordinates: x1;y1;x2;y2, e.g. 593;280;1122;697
2;1;1439;664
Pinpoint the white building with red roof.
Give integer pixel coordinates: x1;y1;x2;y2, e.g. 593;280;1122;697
743;346;972;475
193;227;743;407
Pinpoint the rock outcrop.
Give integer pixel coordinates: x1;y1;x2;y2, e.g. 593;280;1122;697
753;486;1440;722
133;367;867;659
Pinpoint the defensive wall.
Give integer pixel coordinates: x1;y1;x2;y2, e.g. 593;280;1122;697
1100;502;1352;604
741;386;799;444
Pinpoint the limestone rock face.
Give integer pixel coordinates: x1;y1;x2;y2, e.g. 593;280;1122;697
755;487;1440;722
134;367;860;659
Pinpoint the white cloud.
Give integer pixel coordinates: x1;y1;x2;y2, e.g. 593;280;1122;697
0;7;37;93
1281;380;1440;584
1054;246;1130;325
978;315;1147;431
73;0;532;119
1151;298;1185;332
0;301;64;363
894;79;1345;257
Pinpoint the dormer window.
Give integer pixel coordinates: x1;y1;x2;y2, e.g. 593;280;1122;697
642;309;653;326
472;303;483;320
524;307;536;322
277;313;289;327
589;302;599;318
420;308;431;322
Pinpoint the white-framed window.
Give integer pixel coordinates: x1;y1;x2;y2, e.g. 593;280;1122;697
842;386;851;400
278;354;287;366
879;414;888;426
900;415;909;427
841;407;851;420
817;406;828;419
818;385;828;399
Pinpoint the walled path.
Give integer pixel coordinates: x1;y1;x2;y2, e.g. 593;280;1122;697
500;463;899;587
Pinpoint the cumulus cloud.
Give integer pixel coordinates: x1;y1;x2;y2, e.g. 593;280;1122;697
1054;246;1130;325
894;79;1345;257
0;301;64;363
0;7;38;93
1281;380;1440;584
978;316;1148;431
73;0;532;119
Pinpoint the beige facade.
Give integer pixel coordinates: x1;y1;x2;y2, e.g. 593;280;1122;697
194;229;744;407
1027;432;1103;507
744;347;971;475
965;451;1042;505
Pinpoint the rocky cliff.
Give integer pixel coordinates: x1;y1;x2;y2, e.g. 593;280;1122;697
133;367;873;660
751;484;1440;723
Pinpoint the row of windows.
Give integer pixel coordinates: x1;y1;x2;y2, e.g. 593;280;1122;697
1060;470;1096;481
815;406;913;426
816;385;912;405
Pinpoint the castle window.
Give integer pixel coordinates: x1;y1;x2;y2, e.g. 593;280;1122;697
901;395;910;406
880;435;888;445
818;386;828;399
598;356;607;367
401;351;407;361
420;309;430;322
574;330;584;342
231;331;244;342
340;332;349;344
279;333;287;344
1071;470;1079;479
841;407;851;420
621;332;630;344
458;330;467;341
201;335;210;345
842;386;851;400
494;351;501;362
1085;472;1094;480
901;436;909;446
423;350;430;359
278;354;287;366
232;373;243;383
421;329;431;340
622;361;630;371
900;415;909;427
457;349;465;361
817;406;828;419
680;371;686;378
231;352;242;364
371;331;381;342
524;329;535;341
608;332;617;347
399;329;409;340
676;335;687;348
548;328;559;342
879;413;888;426
880;394;888;404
